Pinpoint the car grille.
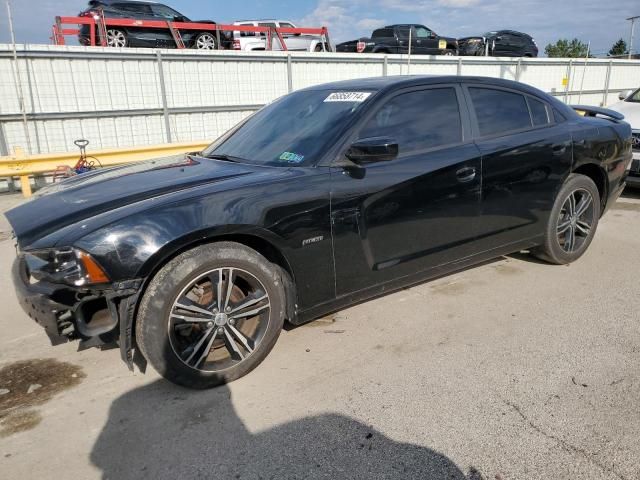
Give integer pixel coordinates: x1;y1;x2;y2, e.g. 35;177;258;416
633;132;640;152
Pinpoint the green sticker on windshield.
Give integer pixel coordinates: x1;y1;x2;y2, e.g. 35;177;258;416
279;152;305;163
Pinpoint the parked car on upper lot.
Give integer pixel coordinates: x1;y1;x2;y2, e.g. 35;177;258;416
78;0;229;49
336;24;458;55
458;30;538;57
231;19;329;51
608;88;640;187
7;76;632;389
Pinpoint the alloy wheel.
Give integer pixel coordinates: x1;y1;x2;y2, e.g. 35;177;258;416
556;188;595;253
106;29;126;48
196;34;217;50
167;267;271;372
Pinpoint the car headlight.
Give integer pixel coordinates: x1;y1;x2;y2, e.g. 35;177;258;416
23;248;110;287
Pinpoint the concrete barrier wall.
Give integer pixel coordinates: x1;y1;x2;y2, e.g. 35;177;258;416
1;44;639;156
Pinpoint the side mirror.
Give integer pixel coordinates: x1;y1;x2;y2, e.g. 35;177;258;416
619;90;632;101
495;36;502;41
345;137;399;164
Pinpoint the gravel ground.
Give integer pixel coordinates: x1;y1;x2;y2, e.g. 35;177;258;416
0;189;638;480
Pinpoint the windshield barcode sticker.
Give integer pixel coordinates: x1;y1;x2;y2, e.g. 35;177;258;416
324;92;372;103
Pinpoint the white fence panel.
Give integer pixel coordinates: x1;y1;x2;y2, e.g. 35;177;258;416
0;44;639;157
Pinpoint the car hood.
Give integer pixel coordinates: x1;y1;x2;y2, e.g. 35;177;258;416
5;155;277;249
607;100;640;129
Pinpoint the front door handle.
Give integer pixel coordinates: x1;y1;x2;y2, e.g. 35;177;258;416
456;166;476;183
552;144;567;155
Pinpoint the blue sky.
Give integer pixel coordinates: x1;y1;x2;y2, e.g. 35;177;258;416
0;0;638;56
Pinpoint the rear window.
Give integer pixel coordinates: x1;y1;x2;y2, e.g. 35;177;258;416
469;87;532;137
372;28;394;38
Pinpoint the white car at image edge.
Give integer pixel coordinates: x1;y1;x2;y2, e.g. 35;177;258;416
609;88;640;188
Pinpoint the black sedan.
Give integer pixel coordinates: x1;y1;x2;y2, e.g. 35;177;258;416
6;76;632;389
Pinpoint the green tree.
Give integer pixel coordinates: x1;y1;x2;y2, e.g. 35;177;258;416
608;38;627;57
544;38;590;58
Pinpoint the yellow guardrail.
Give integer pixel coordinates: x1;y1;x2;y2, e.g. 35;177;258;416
0;141;209;197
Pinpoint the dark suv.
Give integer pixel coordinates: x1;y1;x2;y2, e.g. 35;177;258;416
78;0;226;49
458;30;538;57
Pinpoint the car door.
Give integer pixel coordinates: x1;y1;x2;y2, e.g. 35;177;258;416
330;85;483;296
258;22;280;50
111;2;160;47
395;26;412;54
490;33;509;56
413;26;435;54
464;85;572;251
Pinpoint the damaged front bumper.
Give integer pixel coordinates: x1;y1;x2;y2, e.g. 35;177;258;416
12;255;144;369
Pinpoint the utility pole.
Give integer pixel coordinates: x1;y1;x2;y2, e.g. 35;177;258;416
6;0;32;154
628;15;640;60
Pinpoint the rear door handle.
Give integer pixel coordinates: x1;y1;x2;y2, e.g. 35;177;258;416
456;166;476;183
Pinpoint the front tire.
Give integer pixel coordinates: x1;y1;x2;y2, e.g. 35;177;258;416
193;32;217;50
105;29;127;48
533;174;601;265
136;242;287;389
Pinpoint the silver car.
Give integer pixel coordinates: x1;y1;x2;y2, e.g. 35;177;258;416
231;19;329;52
609;88;640;187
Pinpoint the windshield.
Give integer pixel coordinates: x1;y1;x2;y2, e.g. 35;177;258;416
202;89;374;166
626;88;640;103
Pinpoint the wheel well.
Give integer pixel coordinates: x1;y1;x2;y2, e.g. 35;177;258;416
128;233;297;351
573;164;608;211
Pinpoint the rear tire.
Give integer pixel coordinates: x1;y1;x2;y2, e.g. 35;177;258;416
136;242;287;389
533;174;601;265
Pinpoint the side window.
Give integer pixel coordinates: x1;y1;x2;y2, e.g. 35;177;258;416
113;3;153;15
358;88;463;154
469;87;532;137
372;28;393;39
553;108;567;123
528;97;550;126
258;22;277;37
397;26;411;38
280;22;295;29
414;27;431;38
151;4;182;19
238;23;257;37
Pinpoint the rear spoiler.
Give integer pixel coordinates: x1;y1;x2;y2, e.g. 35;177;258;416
571;105;625;121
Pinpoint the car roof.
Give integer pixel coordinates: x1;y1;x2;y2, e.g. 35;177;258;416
94;0;161;5
300;75;544;95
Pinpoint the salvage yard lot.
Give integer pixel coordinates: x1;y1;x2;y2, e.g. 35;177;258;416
0;191;639;480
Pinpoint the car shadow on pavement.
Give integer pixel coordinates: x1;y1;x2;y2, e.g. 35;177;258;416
90;380;482;479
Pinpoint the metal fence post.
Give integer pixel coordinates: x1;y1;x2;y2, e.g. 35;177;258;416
156;50;173;143
457;57;462;76
0;122;8;157
383;55;388;76
603;60;612;106
564;59;573;103
287;54;293;93
515;58;522;81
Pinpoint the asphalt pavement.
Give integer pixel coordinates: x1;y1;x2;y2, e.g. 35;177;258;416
0;190;639;480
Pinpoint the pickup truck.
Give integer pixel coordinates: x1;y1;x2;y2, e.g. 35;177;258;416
336;24;458;55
